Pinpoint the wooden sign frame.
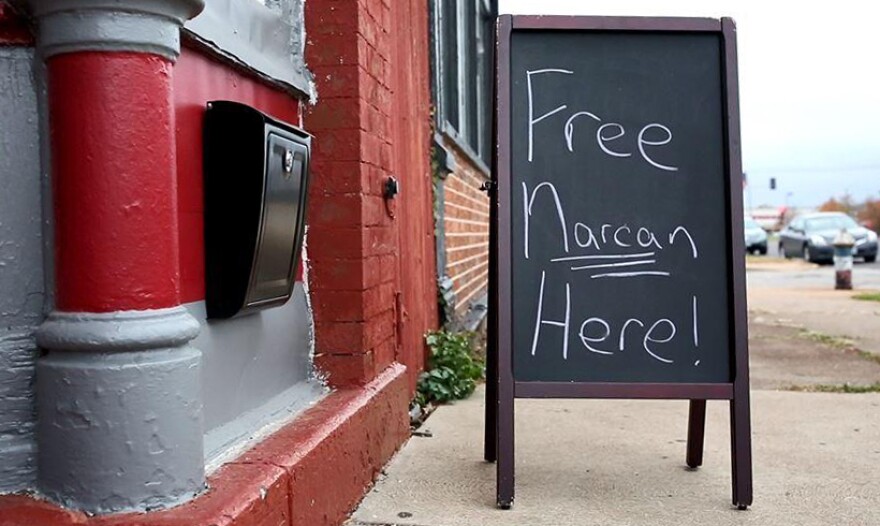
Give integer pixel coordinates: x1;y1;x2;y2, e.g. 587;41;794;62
484;15;752;510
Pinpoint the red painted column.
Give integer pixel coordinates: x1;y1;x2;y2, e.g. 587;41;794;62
49;52;181;312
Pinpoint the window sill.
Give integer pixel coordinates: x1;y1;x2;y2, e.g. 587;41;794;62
438;122;491;179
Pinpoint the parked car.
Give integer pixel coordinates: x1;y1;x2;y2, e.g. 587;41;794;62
743;216;768;254
778;212;878;263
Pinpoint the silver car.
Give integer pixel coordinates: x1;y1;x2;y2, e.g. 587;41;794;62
744;216;768;255
778;212;878;263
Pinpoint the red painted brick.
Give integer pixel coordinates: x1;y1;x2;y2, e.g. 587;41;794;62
364;308;395;349
360;72;385;111
377;2;391;33
0;495;86;526
363;283;395;319
307;193;390;228
373;32;392;63
311;282;392;323
306;226;364;259
305;33;361;67
311;129;362;161
304;0;437;396
285;366;409;523
306;97;362;130
375;82;393;115
364;226;396;256
375;253;396;285
310;65;360;99
379;142;393;170
308;193;363;227
314;352;375;387
359;131;384;167
362;162;388;196
305;0;360;36
372;335;397;371
310;160;366;195
312;289;367;322
308;257;365;290
362;195;387;226
363;0;383;28
314;320;366;353
308;255;385;291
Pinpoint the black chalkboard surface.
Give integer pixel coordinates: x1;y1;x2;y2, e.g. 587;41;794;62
510;31;731;384
486;16;752;511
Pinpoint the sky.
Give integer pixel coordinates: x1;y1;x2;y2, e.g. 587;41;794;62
498;0;880;209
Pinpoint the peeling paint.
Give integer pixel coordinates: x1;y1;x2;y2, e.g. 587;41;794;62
299;225;327;387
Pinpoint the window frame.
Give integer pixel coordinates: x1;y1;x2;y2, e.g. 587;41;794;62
431;0;497;174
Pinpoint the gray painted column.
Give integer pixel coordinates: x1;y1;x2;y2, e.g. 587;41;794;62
0;47;42;493
25;0;207;514
36;309;203;512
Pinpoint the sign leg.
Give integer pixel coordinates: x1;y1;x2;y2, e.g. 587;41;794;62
686;399;706;468
496;373;514;508
484;332;498;462
730;395;753;509
485;175;498;463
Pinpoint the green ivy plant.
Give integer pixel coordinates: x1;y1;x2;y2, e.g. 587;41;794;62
415;330;484;407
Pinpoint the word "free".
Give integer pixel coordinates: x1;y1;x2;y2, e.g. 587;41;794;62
527;69;678;172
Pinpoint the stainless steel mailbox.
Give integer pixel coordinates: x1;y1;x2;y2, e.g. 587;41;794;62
203;101;311;319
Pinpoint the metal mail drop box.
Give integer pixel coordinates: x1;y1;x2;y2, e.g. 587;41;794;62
203;101;311;319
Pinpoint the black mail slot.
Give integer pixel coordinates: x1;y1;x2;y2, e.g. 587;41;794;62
203;101;311;319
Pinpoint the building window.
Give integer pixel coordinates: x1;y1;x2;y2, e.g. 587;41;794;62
432;0;496;167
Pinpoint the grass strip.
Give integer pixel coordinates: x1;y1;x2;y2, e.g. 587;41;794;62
786;383;880;394
798;330;856;350
852;292;880;303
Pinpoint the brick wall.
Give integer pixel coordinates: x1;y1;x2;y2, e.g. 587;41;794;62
305;0;436;389
441;141;491;323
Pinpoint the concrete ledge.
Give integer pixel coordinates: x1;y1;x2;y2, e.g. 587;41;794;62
0;362;411;526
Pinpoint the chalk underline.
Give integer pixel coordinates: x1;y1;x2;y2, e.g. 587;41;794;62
550;252;655;262
590;271;671;279
571;259;656;271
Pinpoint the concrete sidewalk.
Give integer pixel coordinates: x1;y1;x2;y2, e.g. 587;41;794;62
350;387;880;526
349;263;880;526
747;260;880;357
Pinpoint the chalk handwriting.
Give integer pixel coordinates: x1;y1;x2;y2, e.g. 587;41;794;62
522;181;699;281
528;281;698;364
643;319;676;363
522;181;569;259
520;68;708;370
531;271;571;360
590;271;671;279
526;68;678;171
527;69;574;162
579;318;613;355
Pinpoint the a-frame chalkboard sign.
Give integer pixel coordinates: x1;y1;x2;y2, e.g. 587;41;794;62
485;15;752;510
